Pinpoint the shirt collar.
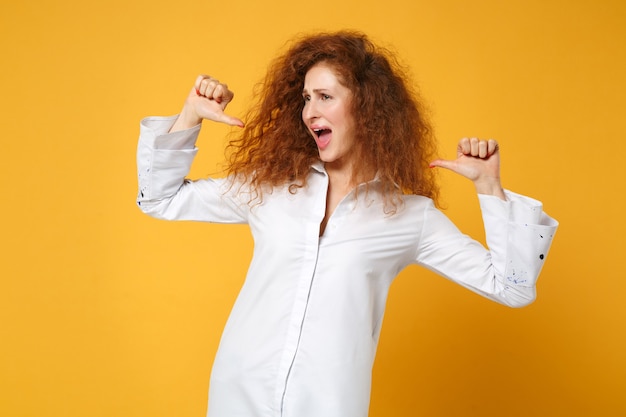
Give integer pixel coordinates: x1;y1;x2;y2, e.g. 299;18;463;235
310;162;382;185
311;161;326;174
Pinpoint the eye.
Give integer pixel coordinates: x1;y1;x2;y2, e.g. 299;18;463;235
303;94;311;102
321;94;331;101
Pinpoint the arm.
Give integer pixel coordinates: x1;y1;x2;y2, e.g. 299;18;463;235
136;76;249;223
423;138;558;306
416;192;558;307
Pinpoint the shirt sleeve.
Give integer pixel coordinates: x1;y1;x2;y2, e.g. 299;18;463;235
136;115;250;224
414;191;558;307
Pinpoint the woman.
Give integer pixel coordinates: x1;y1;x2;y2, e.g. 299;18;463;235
136;31;557;417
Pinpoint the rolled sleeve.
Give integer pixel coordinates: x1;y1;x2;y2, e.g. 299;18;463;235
479;190;558;290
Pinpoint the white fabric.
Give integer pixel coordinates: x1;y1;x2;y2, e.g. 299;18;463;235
136;115;558;417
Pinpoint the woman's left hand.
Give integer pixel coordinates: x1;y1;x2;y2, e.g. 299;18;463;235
430;137;506;200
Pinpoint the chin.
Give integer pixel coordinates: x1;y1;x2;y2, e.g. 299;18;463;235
318;152;335;163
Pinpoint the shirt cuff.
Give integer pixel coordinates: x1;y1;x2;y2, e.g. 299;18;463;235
139;115;201;150
478;190;558;226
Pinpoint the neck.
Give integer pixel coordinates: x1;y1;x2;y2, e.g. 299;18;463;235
325;163;375;188
326;164;354;187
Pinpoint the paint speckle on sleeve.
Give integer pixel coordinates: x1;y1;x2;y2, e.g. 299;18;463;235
506;261;528;285
137;158;151;206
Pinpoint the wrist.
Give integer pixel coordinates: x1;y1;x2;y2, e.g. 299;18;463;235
169;106;202;133
474;178;506;200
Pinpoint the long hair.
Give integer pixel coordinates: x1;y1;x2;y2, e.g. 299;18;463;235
226;30;439;211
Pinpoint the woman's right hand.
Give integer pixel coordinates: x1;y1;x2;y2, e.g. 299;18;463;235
170;75;245;132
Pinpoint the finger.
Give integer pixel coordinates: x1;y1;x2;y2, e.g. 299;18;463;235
458;137;471;156
487;139;499;156
213;83;234;105
199;78;219;98
478;140;488;158
194;74;211;95
196;76;220;98
469;137;480;156
213;84;224;103
194;74;208;88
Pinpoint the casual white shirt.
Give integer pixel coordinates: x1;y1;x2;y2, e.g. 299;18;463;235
136;115;558;417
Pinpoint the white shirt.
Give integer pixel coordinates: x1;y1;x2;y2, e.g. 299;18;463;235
136;116;558;417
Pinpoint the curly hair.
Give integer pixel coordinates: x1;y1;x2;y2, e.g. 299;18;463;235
226;30;439;211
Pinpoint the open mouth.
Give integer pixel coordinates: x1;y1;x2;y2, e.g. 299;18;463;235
312;128;332;149
313;128;332;138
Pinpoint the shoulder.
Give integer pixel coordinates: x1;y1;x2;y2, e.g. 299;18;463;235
396;194;436;216
402;193;435;206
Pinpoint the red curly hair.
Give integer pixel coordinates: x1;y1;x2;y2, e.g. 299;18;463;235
226;30;439;210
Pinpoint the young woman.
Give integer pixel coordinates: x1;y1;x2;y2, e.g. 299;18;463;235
136;31;557;417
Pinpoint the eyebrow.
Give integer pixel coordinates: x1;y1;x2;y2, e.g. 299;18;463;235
302;88;329;94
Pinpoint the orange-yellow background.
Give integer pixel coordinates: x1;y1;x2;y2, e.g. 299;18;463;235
1;0;624;416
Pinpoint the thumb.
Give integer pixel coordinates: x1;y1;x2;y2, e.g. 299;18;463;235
217;113;245;128
429;158;456;171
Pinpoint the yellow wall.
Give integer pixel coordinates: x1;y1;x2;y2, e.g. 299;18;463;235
1;0;624;415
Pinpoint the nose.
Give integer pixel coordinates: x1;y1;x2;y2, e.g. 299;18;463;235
302;100;318;122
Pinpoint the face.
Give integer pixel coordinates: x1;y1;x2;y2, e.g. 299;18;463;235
302;63;356;172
